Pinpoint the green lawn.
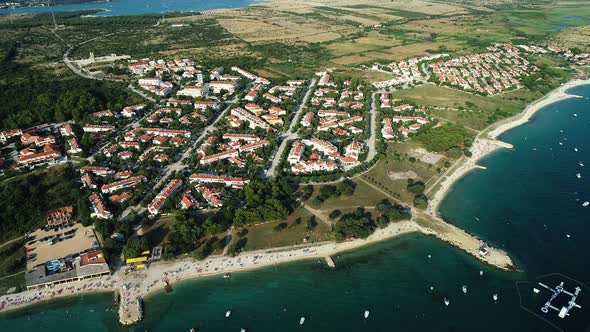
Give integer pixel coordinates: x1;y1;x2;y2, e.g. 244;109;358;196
242;208;332;251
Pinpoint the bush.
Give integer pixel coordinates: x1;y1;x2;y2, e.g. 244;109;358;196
407;181;425;196
446;147;463;159
414;196;428;209
273;222;288;232
306;216;318;230
337;179;356;196
329;209;342;219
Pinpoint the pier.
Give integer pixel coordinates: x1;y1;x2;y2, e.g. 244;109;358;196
118;287;142;326
325;256;336;268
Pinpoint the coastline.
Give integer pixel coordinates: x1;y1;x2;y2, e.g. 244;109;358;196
426;78;590;216
1;80;587;322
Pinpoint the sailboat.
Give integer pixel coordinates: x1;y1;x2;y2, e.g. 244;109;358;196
300;317;306;325
479;270;484;276
576;173;582;179
364;310;370;319
444;298;450;306
493;293;498;302
462;285;467;294
226;310;231;318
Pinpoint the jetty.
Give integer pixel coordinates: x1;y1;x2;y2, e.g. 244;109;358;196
118;287;142;326
325;256;336;268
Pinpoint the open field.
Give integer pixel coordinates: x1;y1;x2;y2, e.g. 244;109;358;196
242;208;332;251
362;142;441;204
499;1;590;36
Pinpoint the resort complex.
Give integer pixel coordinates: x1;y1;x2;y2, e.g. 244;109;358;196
0;0;589;330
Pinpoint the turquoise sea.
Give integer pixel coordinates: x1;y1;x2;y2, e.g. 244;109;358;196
1;85;589;331
0;0;258;16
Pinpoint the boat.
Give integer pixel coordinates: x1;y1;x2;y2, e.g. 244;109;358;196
226;310;231;318
364;310;370;319
566;234;571;238
223;273;231;279
430;286;434;291
462;285;467;294
583;201;589;207
479;270;484;276
300;317;306;325
444;298;450;306
241;329;246;332
576;173;582;179
559;142;563;146
493;293;498;302
574;113;578;117
190;329;196;332
574;148;579;152
579;162;584;167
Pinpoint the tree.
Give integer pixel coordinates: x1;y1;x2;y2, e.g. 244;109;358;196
329;209;342;219
407;181;425;195
333;208;375;241
306;216;318;230
122;236;150;259
337;179;356;196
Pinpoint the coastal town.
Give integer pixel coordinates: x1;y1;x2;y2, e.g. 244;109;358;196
0;0;589;327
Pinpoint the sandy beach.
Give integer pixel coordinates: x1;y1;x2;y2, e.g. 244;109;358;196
2;78;587;322
426;78;590;215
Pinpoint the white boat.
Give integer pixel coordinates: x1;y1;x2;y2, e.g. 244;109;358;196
493;293;498;302
240;329;246;332
566;234;571;238
559;142;563;146
462;285;467;294
574;113;578;117
300;317;306;325
479;270;484;276
444;298;450;306
364;310;370;319
226;310;231;318
579;162;584;167
430;286;434;291
576;173;582;179
574;148;579;152
223;273;231;279
583;201;589;207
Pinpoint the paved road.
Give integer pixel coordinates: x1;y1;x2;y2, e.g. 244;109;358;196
265;78;317;178
127;101;235;217
366;91;378;163
0;235;25;250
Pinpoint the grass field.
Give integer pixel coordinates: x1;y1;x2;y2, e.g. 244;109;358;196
361;142;440;204
243;208;332;251
500;2;590;36
306;179;390;211
0;240;26;294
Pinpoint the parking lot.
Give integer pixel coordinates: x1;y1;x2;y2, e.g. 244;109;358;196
25;224;99;270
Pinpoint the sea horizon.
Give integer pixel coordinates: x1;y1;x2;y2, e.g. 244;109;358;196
0;0;261;17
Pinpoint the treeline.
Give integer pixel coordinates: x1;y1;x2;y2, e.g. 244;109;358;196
0;164;84;242
232;179;297;226
414;123;471;153
0;57;136;128
332;199;410;241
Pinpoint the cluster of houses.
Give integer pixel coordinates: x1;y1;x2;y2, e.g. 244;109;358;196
371;53;448;89
429;44;538;95
283;71;370;175
517;44;590;66
380;93;431;140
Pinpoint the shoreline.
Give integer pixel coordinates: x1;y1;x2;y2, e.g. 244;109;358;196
426;78;590;216
0;81;587;323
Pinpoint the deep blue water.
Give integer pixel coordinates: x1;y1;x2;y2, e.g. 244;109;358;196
1;85;589;331
0;0;258;16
